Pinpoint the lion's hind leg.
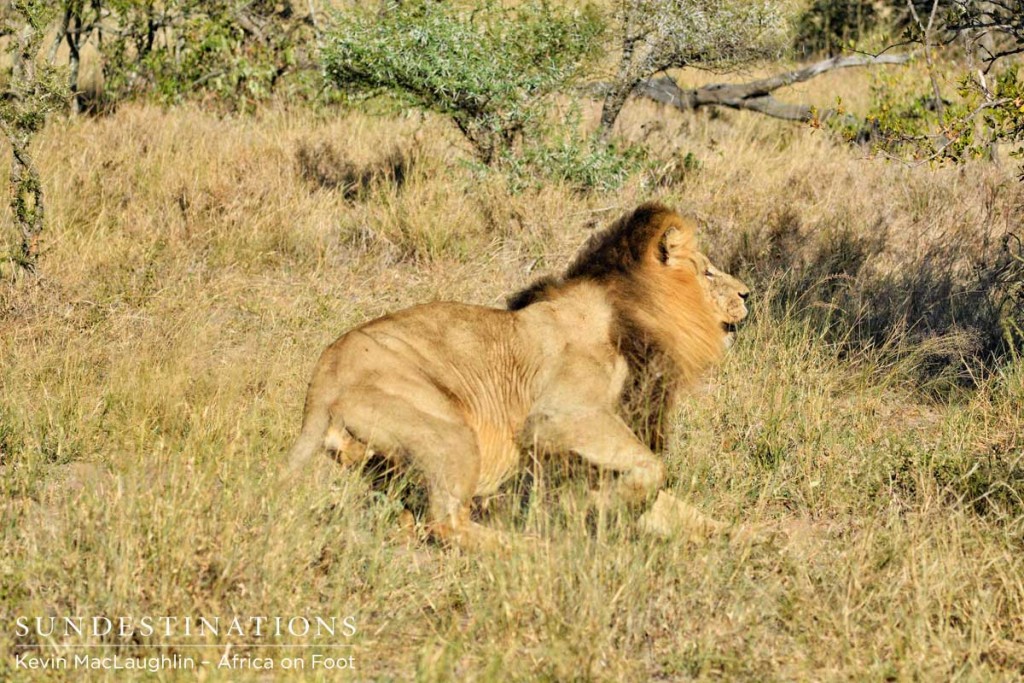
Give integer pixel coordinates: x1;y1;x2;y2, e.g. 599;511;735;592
338;390;508;552
284;402;370;484
324;413;372;468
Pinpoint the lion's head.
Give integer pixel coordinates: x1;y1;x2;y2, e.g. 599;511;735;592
506;203;749;451
510;202;750;382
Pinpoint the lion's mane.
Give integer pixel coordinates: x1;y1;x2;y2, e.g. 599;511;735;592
508;202;724;449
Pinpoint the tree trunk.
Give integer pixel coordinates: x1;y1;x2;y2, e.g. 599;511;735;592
598;35;643;139
8;23;47;271
10;135;45;270
598;80;638;139
67;9;83;114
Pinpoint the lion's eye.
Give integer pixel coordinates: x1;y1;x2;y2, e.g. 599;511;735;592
705;269;715;278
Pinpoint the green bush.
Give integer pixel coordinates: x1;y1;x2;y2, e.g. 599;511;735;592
100;0;317;109
322;1;604;163
496;121;649;194
847;66;1024;168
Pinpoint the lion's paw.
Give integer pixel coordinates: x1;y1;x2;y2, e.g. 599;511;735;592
638;490;727;544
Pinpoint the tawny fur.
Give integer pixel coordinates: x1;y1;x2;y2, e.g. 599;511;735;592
508;204;750;450
286;203;749;549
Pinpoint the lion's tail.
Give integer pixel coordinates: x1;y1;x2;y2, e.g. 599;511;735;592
282;373;336;482
285;408;329;478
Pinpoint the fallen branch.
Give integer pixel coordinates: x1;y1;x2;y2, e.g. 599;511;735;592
620;53;912;122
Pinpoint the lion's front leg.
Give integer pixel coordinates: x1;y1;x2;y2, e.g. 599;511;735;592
519;408;665;505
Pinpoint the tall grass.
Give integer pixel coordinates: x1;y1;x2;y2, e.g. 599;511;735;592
1;81;1022;680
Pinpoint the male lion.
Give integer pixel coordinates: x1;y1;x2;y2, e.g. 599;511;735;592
286;203;749;548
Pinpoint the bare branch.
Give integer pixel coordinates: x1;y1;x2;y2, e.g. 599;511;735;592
945;0;1024;70
712;53;911;99
906;0;945;116
47;7;71;64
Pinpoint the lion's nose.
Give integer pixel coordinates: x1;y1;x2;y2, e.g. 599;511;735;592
739;290;750;300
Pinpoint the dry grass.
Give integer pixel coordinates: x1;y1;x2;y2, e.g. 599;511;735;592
1;70;1023;680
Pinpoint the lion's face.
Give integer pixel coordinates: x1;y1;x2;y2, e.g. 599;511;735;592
690;252;750;347
654;220;750;350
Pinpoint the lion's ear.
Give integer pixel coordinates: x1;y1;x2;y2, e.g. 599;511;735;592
658;221;697;265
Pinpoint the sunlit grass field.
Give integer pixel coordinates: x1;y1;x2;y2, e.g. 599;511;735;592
1;67;1023;680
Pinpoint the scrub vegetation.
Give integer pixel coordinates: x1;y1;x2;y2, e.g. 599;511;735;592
1;1;1022;680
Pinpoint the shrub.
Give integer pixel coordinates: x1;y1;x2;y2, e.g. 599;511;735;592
99;0;318;109
495;114;649;194
0;1;67;274
321;1;604;163
845;66;1024;170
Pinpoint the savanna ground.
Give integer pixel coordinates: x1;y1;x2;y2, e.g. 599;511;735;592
1;62;1024;681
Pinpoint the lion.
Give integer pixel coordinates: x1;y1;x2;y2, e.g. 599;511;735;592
285;203;750;549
